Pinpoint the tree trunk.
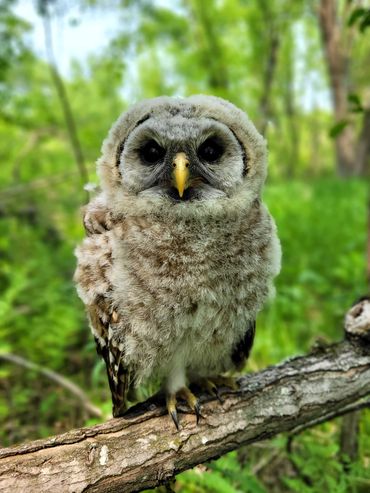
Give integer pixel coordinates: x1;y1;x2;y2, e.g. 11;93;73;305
257;0;280;136
191;0;229;92
318;0;357;176
356;109;370;177
339;411;360;467
40;1;89;188
259;31;280;137
367;196;370;289
282;35;299;178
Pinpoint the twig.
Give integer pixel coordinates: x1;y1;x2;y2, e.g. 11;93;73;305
252;448;281;475
0;353;102;419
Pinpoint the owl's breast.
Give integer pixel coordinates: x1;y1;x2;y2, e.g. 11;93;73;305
107;205;279;381
112;207;275;321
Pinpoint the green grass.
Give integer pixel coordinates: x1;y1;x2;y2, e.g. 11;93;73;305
256;178;368;366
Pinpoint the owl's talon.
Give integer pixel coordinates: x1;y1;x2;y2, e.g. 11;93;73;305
178;386;202;422
166;387;201;429
206;379;224;403
194;401;202;424
170;409;180;430
167;394;180;430
196;376;238;402
214;387;224;404
212;376;239;391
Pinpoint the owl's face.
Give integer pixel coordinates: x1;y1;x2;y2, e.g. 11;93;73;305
118;114;246;202
99;96;267;208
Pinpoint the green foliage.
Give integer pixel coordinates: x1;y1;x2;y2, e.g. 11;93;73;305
177;452;268;493
0;0;31;81
255;178;367;366
283;431;370;493
348;93;364;113
329;120;349;138
348;7;370;32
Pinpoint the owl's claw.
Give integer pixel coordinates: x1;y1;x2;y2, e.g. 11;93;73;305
194;401;202;424
197;376;238;402
170;410;180;430
166;394;179;429
166;387;202;430
198;378;223;403
211;376;239;391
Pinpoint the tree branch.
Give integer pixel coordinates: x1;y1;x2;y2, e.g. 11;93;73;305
0;353;102;419
0;329;369;492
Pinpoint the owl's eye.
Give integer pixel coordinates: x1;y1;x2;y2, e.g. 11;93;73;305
197;138;224;163
140;140;166;164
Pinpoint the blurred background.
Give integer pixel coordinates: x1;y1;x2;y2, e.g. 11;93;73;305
0;0;369;491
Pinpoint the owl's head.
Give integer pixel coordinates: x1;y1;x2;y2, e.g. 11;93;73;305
98;96;267;212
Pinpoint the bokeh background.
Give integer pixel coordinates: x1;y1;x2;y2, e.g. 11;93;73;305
0;0;369;491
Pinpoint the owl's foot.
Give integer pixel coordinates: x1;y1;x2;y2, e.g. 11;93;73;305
197;376;238;403
166;387;201;430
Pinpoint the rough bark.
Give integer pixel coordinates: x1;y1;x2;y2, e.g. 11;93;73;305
0;334;369;493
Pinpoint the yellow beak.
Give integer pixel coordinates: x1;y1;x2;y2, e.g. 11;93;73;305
172;152;190;198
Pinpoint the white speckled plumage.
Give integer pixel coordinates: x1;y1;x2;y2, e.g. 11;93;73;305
74;95;281;416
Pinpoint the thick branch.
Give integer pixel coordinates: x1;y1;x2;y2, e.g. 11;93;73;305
0;336;369;493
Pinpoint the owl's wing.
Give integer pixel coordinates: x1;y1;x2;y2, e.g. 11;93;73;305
82;195;114;235
88;301;131;417
75;204;131;417
231;320;256;371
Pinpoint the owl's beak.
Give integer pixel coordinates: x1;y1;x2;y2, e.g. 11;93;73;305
172;152;190;198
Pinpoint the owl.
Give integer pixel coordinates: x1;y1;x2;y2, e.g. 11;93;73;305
74;95;281;428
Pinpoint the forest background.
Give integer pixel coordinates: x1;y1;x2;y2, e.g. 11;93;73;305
0;0;369;492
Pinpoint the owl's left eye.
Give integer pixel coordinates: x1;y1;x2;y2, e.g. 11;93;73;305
197;137;224;163
140;140;166;164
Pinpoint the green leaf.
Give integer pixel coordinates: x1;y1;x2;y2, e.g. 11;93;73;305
329;120;349;138
347;7;366;26
348;93;364;113
348;93;362;107
359;11;370;32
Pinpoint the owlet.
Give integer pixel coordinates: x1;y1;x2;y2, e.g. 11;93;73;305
74;95;281;428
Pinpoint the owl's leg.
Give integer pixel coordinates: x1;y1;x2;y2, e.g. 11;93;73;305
165;361;201;429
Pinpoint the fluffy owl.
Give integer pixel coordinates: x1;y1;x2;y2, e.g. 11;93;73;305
74;95;281;428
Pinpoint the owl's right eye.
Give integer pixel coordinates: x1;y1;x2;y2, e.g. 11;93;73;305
140;140;166;164
197;137;224;163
